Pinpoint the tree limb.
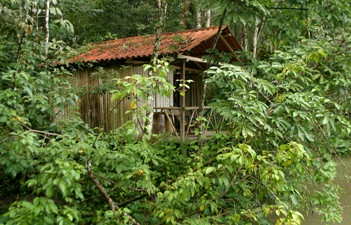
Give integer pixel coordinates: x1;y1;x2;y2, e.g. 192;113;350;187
20;123;60;136
86;160;141;225
151;0;165;63
86;160;116;213
117;193;149;207
211;8;227;50
269;7;308;11
45;0;50;58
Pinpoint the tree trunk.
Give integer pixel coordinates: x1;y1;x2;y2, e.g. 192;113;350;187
152;0;165;63
35;1;39;31
196;8;202;29
45;0;50;58
242;26;248;51
181;0;190;28
205;9;211;27
253;16;259;58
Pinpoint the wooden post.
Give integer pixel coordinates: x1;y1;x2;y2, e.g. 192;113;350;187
180;60;186;141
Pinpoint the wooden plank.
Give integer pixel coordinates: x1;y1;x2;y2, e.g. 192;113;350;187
184;106;212;110
154;106;181;110
164;110;180;139
186;108;197;135
177;54;208;64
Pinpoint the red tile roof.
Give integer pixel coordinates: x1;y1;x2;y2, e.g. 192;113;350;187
70;26;241;63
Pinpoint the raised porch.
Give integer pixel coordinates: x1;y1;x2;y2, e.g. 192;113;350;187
153;106;224;141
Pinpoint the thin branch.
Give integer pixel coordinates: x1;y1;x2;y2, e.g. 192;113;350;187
0;137;11;143
310;112;345;167
86;160;141;225
20;123;60;136
219;175;248;198
16;31;26;63
151;132;173;145
211;8;227;50
117;194;149;207
128;187;147;192
93;173;147;193
93;173;117;185
251;176;285;206
269;7;308;11
86;160;116;213
257;17;265;42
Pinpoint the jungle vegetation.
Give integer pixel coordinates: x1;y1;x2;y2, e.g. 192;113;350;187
1;0;351;224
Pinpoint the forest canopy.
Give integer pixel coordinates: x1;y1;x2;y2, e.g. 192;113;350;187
1;0;351;224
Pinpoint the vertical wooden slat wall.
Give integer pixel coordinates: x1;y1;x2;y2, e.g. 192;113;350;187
73;65;174;132
185;74;203;107
154;70;174;109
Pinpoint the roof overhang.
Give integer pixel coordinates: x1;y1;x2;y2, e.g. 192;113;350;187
69;26;242;66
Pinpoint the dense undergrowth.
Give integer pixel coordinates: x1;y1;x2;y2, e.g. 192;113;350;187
2;0;351;224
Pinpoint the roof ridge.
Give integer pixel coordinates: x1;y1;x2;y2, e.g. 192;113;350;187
162;25;226;35
92;26;227;45
69;25;240;63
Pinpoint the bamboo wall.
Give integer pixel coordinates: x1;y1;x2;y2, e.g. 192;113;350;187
174;73;204;109
74;64;174;132
184;74;204;107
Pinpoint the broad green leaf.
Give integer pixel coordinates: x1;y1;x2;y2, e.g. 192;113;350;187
205;167;216;175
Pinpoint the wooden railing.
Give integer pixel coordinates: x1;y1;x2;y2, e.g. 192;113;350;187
153;106;218;140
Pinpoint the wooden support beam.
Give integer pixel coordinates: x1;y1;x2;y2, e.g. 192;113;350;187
222;33;232;38
125;59;149;65
164;110;180;139
177;54;208;64
173;66;203;73
194;61;204;70
219;35;237;56
180;60;186;142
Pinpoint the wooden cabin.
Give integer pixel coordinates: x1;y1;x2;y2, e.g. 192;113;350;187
68;26;242;140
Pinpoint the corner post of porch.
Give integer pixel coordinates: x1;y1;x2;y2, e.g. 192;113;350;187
180;60;186;141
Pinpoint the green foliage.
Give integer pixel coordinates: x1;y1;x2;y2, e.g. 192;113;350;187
64;0;157;44
1;0;350;225
203;38;351;223
201;0;351;57
206;40;351;157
